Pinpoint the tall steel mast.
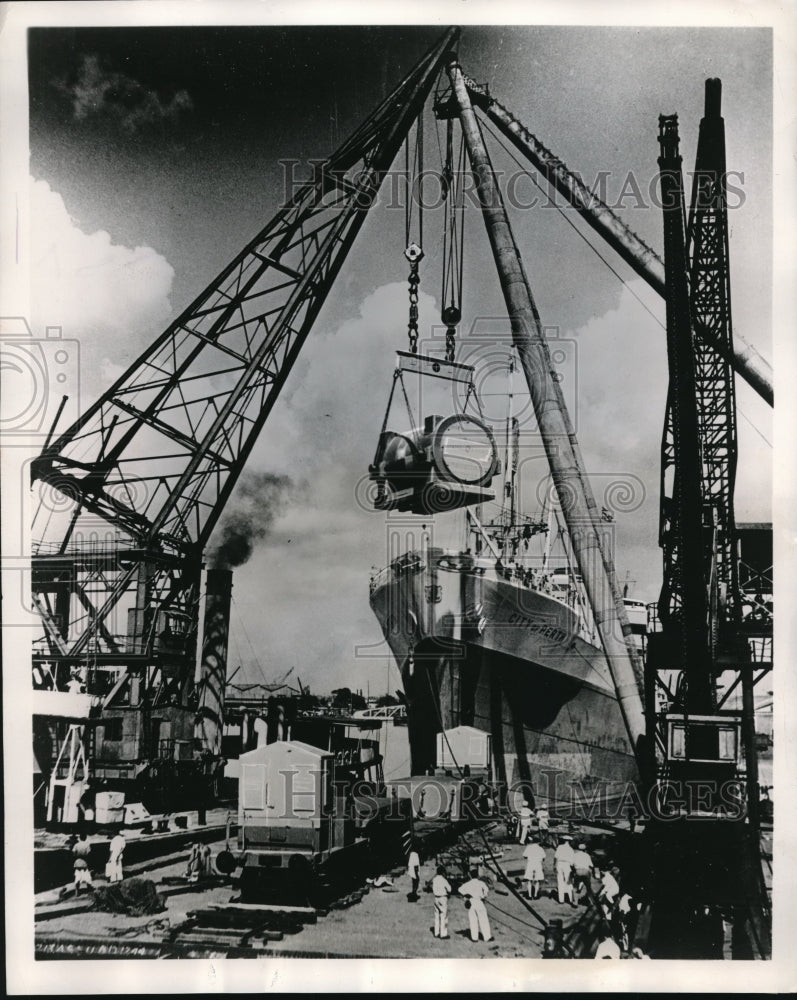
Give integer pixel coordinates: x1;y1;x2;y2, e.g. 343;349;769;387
444;58;648;764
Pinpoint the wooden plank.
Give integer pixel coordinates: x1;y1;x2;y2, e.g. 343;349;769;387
210;901;317;918
189;909;306;930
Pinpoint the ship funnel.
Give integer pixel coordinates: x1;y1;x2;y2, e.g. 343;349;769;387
195;567;233;755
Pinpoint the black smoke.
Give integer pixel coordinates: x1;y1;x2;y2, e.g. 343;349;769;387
210;471;292;569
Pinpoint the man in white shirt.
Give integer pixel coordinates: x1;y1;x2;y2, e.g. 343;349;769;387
536;803;550;847
554;834;576;905
598;865;620;917
571;842;593;903
458;869;493;943
594;933;621;959
522;836;546;900
431;865;452;938
517;800;533;843
617;892;639;951
407;844;421;901
106;830;126;883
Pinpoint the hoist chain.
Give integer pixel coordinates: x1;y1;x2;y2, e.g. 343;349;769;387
445;325;456;363
441;117;464;365
442;304;461;364
405;242;424;354
446;326;457;362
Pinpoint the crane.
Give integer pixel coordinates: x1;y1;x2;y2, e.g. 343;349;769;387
30;27;462;811
642;80;770;959
31;25;652;810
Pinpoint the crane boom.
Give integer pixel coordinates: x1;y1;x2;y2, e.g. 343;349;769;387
447;59;648;765
29;29;459;666
33;28;459;561
461;76;773;406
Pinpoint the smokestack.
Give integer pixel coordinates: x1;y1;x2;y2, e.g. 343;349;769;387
195;567;233;756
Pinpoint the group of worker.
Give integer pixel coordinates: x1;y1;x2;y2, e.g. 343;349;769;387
63;829;127;896
63;830;214;897
407;846;493;944
521;832;643;957
522;832;597;906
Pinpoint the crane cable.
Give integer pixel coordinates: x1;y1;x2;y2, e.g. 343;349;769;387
441;120;467;362
479;115;665;330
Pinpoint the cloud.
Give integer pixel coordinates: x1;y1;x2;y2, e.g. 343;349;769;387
57;54;193;133
565;279;771;596
29;177;175;378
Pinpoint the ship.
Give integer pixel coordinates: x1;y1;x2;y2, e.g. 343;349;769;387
369;504;646;820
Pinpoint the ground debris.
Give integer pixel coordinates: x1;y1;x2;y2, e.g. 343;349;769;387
92;877;166;916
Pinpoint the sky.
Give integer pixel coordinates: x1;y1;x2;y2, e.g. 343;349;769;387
25;24;774;696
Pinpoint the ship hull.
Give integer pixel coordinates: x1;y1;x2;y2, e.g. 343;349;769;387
370;549;639;818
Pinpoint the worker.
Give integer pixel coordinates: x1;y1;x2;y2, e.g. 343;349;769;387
63;833;94;896
186;841;202;881
517;798;533;843
536;802;550;847
522;835;547;900
407;842;421;901
431;865;452;939
554;834;576;906
594;932;621;959
616;891;636;950
476;779;490;816
598;865;621;918
571;842;593;904
105;829;126;883
458;868;493;943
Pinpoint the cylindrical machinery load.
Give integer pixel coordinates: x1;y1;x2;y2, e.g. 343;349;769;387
195;567;233;756
376;413;499;493
372;411;500;514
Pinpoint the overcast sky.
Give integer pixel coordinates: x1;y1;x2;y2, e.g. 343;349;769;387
26;24;773;695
